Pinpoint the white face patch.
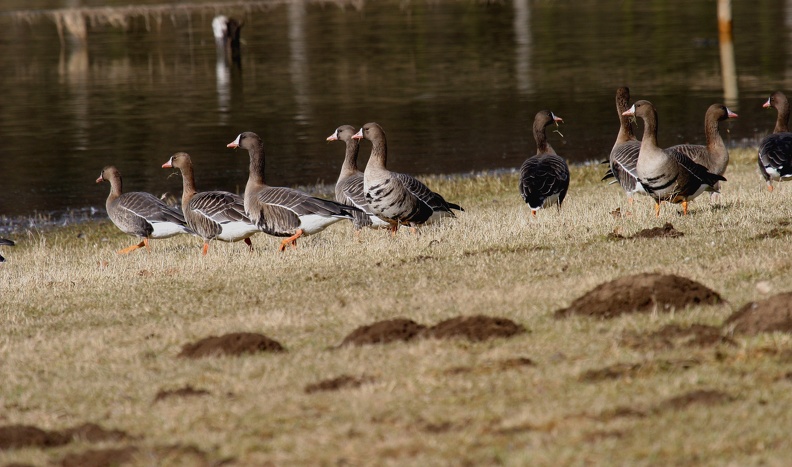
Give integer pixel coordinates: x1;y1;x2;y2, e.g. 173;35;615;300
233;134;241;145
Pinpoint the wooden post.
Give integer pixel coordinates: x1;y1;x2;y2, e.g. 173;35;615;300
718;0;738;108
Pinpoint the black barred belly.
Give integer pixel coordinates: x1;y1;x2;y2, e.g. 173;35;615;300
642;172;679;200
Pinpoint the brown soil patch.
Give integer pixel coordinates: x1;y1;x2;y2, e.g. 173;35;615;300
339;318;426;346
178;332;285;358
305;375;374;394
632;222;684;239
422;315;526;342
579;359;699;382
654;389;734;411
496;357;536;369
60;446;139;467
59;444;221;467
725;292;792;335
0;425;69;450
0;423;127;450
555;273;723;319
621;323;737;350
339;316;525;347
154;385;211;402
752;227;792;240
582;429;625;442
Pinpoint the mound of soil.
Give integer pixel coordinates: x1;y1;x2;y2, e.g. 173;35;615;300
423;315;526;342
304;375;374;394
0;423;127;450
632;223;684;239
725;292;792;335
339;319;426;347
555;273;723;319
178;332;285;358
339;316;526;347
154;385;210;402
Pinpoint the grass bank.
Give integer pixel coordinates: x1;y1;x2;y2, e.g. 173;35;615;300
1;148;792;465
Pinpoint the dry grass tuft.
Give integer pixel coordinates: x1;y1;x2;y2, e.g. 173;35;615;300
2;148;792;465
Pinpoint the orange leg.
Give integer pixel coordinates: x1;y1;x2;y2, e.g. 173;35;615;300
531;210;537;217
682;200;689;215
202;242;210;256
389;224;399;237
654;201;661;217
409;226;418;236
279;229;304;252
768;184;774;192
244;237;254;252
117;240;146;255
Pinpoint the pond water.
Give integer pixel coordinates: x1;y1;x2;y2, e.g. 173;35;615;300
0;0;790;226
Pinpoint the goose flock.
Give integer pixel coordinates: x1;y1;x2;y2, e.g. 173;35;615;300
1;88;790;260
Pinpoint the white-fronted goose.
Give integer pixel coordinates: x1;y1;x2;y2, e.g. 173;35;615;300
758;91;792;191
603;87;644;202
326;125;390;232
668;103;738;192
162;152;259;255
96;166;193;254
622;100;726;216
226;132;360;251
519;110;570;216
0;238;14;263
351;122;463;234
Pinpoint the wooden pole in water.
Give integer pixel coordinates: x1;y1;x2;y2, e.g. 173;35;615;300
718;0;738;107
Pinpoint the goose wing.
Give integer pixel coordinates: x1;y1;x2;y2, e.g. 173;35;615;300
667;149;726;189
393;172;461;214
119;192;186;225
758;133;792;177
191;191;250;224
519;154;570;205
606;141;642;194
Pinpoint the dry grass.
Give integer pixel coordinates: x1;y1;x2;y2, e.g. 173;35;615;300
2;148;792;466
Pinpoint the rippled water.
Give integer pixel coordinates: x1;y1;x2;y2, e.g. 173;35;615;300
0;0;790;226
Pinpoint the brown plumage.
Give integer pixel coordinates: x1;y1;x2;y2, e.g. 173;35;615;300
668;103;738;192
326;125;390;231
96;166;192;254
622;100;726;216
603;87;643;201
519;110;570;216
227;131;360;251
352;122;463;234
162;152;259;255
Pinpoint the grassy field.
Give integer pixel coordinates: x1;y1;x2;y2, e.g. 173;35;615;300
2;147;792;466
